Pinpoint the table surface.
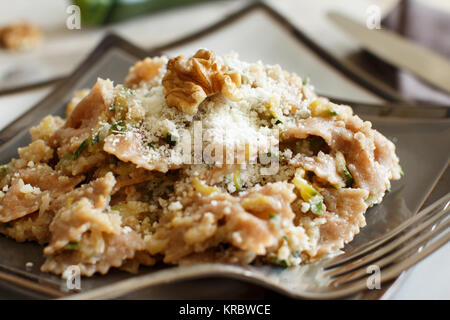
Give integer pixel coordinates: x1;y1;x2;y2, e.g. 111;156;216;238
0;0;448;300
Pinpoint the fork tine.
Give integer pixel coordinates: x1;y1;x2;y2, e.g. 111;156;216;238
325;200;450;278
328;218;450;286
322;230;450;299
323;193;450;269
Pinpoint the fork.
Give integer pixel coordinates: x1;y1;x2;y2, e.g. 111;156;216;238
67;192;450;300
317;191;450;298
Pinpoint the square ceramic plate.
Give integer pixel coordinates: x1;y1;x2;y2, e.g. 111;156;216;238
0;3;448;299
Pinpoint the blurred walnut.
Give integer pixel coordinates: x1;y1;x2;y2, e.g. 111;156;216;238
0;22;42;51
162;49;242;114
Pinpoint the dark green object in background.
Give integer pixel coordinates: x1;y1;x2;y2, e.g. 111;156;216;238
73;0;223;26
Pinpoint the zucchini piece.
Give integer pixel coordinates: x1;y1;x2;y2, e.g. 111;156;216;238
192;178;219;195
233;166;243;192
110;120;126;132
73;138;89;160
0;164;9;179
292;169;324;215
74;0;220;26
302;76;310;86
268;212;277;220
309;195;323;215
399;164;404;177
335;151;353;187
272;257;290;268
91;132;100;145
65;242;81;250
73;0;114;26
165;132;177;146
56;153;74;170
310;98;339;117
292;175;318;202
267;96;284;123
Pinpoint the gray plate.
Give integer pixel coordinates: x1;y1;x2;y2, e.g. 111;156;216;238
0;4;449;299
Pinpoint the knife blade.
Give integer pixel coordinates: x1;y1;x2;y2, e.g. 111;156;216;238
328;11;450;94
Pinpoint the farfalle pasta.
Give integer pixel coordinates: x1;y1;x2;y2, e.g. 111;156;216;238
0;50;401;276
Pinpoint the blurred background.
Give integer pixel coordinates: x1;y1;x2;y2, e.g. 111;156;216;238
0;0;449;104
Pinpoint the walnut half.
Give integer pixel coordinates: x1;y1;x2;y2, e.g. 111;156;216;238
162;49;242;115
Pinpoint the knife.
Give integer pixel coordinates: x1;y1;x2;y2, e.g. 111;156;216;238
327;11;450;94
